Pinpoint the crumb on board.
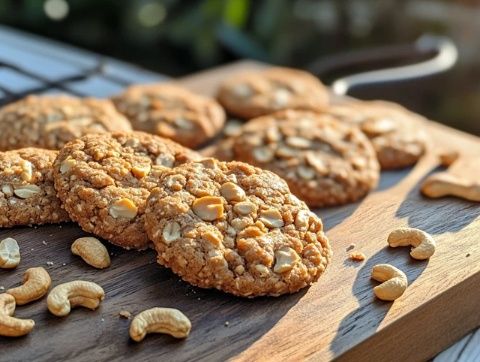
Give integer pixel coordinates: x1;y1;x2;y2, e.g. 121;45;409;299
46;261;54;266
42;240;47;245
349;251;366;262
346;243;356;251
225;321;230;327
119;310;132;319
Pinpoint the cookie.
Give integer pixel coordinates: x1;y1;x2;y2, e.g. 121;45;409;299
112;83;226;149
321;100;428;169
0;148;70;227
145;159;331;297
0;95;132;151
217;67;329;119
213;110;380;207
53;131;200;250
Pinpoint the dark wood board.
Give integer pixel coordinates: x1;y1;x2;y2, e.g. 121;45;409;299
1;61;479;362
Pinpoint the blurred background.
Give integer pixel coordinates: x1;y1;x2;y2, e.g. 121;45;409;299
0;0;479;135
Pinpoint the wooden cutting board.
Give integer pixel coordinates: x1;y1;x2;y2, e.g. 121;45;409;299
1;61;479;362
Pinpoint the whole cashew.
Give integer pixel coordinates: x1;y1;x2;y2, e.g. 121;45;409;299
71;237;111;269
387;227;436;260
0;293;35;337
130;307;191;342
371;264;408;301
47;281;105;317
7;267;51;305
0;237;20;269
421;173;480;202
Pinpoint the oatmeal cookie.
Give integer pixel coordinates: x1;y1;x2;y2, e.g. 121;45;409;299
0;95;132;151
217;67;329;119
145;159;331;297
112;83;225;149
321;100;428;169
214;110;380;207
0;148;70;227
53;131;200;250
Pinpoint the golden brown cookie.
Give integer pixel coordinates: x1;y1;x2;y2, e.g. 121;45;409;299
145;159;331;297
213;110;380;207
0;148;70;227
53;131;200;250
0;95;132;151
112;83;226;149
320;100;428;169
217;67;329;119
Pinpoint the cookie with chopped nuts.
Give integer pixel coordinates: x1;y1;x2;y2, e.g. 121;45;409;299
217;67;329;119
145;159;332;297
0;148;70;227
214;110;380;207
53;131;200;250
320;100;428;169
0;95;132;151
112;83;225;149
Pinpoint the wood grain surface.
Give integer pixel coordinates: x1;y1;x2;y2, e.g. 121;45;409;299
1;61;479;362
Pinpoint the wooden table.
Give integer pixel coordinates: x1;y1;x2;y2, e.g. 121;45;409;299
1;61;479;361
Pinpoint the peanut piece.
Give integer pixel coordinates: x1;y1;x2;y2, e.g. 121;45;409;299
109;198;138;219
1;184;13;197
285;136;311;149
387;228;436;260
131;164;151;179
273;247;300;273
7;267;51;305
19;160;33;182
0;237;20;269
371;264;408;301
233;201;256;215
13;184;42;199
220;182;246;202
71;237;111;269
60;157;76;174
47;281;105;317
259;209;284;228
130;307;191;342
155;154;175;168
0;293;35;337
162;221;181;244
421;173;480;202
192;196;224;221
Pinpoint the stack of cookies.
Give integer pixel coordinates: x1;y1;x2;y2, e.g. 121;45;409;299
0;66;429;298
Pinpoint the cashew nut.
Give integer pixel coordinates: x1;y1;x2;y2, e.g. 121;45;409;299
0;237;20;269
129;307;191;342
47;281;105;317
0;293;35;337
387;227;436;260
71;237;111;269
7;267;51;305
371;264;408;301
421;173;480;202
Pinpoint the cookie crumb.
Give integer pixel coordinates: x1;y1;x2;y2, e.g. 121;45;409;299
466;253;471;257
46;261;54;266
346;243;356;251
101;318;105;322
348;251;366;262
119;310;132;319
42;240;47;245
31;248;34;251
62;263;66;266
197;297;201;301
224;321;230;327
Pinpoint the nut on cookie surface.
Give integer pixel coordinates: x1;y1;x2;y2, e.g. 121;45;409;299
321;100;428;169
214;110;380;207
0;148;70;227
112;83;225;149
53;131;200;250
145;159;332;297
217;67;329;119
0;95;132;151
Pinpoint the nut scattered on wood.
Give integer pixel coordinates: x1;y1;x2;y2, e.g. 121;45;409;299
71;237;111;269
47;281;105;317
0;237;20;269
7;267;51;305
0;293;35;337
421;173;480;202
371;264;408;301
388;227;436;260
119;310;132;319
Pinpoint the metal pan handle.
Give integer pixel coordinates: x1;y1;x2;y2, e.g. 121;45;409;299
308;34;458;96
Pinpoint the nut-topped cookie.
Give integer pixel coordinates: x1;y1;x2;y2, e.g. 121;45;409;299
145;159;331;297
213;110;380;207
320;100;428;169
53;131;200;250
0;148;70;227
112;83;225;149
0;95;132;151
217;67;329;119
